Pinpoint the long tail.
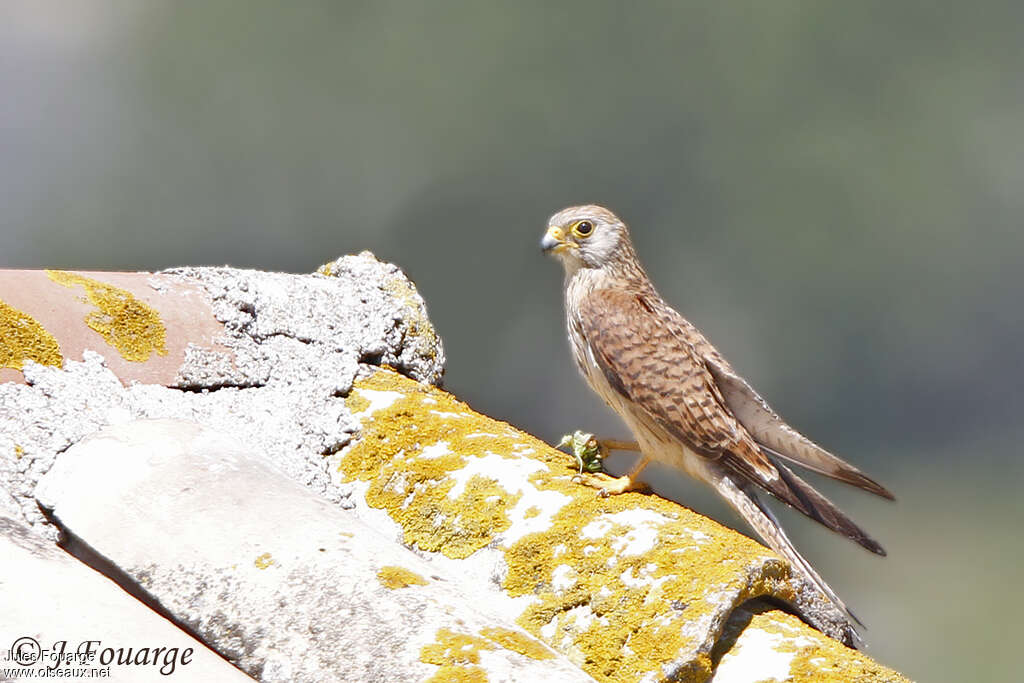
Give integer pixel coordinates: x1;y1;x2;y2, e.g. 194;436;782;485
720;441;887;556
705;464;862;645
706;357;894;501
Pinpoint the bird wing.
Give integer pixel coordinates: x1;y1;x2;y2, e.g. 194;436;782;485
578;288;886;555
703;357;895;500
576;288;778;482
643;297;893;499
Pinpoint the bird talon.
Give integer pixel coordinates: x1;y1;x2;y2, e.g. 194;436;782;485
573;470;643;496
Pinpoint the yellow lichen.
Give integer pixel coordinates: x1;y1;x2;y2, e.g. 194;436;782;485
502;484;784;682
420;628;492;682
382;275;440;360
343;369;845;683
522;505;541;519
479;627;554;661
377;565;429;589
254;552;275;569
339;371;526;558
46;270;167;362
421;628;490;666
14;445;24;459
419;626;553;681
344;391;370;415
734;611;909;682
0;298;62;370
425;665;488;683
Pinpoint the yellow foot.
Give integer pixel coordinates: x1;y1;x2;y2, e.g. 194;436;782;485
557;431;650;495
572;471;650;497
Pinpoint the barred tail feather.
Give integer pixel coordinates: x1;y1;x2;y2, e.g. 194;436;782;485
773;460;887;556
707;466;863;646
706;358;894;501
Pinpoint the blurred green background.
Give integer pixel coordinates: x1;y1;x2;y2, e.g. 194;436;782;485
3;2;1022;679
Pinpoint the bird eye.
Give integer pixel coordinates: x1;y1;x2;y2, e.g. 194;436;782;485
572;220;594;238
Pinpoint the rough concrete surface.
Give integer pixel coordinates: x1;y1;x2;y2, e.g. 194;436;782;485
167;252;444;390
710;607;908;683
0;253;444;537
0;511;251;681
327;366;909;683
37;419;588;683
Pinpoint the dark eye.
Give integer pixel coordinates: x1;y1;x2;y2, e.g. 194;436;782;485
572;220;594;238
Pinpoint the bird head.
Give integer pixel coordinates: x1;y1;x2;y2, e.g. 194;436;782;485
541;205;634;274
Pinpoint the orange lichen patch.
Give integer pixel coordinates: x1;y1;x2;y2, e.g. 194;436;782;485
253;552;275;569
479;627;555;661
46;270;167;362
342;369;842;683
0;298;62;370
727;611;909;682
377;565;429;589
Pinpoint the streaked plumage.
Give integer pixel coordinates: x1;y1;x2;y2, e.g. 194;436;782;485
541;205;892;642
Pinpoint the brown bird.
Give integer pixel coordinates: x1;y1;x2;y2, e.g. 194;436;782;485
541;204;893;640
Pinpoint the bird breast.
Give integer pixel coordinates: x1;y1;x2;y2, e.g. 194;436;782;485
564;277;706;477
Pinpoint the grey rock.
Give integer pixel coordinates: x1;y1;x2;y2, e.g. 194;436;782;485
0;511;250;681
37;420;590;683
0;351;357;538
167;251;444;390
0;253;444;537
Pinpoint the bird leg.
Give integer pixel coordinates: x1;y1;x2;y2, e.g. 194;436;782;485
595;439;640;454
557;431;648;494
585;454;652;496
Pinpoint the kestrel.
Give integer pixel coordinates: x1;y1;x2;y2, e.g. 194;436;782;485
541;205;892;637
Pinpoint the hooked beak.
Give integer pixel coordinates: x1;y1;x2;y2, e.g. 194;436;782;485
541;226;570;254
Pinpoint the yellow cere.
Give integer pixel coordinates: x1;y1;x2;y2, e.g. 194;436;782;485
377;565;429;589
340;368;800;683
738;611;909;682
253;552;276;570
46;270;168;362
0;298;63;371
